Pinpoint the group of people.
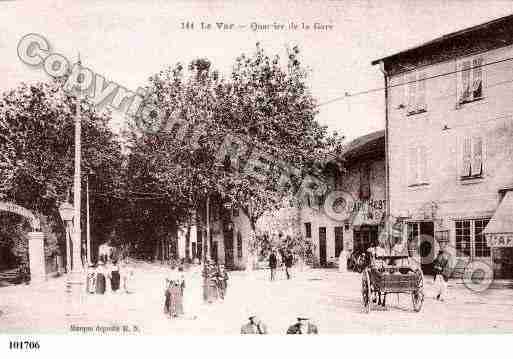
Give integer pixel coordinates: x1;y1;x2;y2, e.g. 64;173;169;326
86;258;133;295
162;260;230;320
268;248;294;281
202;261;229;303
241;315;318;334
164;269;186;318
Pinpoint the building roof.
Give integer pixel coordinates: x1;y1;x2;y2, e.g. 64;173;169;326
342;130;385;162
372;13;513;67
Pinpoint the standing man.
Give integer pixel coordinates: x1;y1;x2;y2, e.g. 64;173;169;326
286;317;318;334
284;249;293;280
433;244;451;301
269;249;278;281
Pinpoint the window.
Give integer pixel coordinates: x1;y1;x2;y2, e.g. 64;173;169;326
455;220;471;257
237;231;243;259
408;145;429;186
305;222;312;238
455;219;490;258
458;57;483;104
360;163;371;199
461;136;483;179
406;71;427;115
474;219;491;257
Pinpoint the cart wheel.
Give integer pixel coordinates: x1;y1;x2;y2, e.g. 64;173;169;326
412;289;424;312
361;269;371;313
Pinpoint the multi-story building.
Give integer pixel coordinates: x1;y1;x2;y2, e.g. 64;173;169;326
258;130;386;267
373;14;513;278
298;130;386;266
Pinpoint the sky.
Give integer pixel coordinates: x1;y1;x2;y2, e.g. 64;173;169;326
2;0;513;141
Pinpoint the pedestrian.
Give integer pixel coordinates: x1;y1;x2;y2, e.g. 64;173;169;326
284;250;294;280
338;248;347;273
203;261;218;303
95;261;107;295
86;263;97;294
433;244;451;301
110;260;121;293
120;258;134;294
18;261;30;285
286;317;318;334
241;315;268;334
269;249;278;281
164;277;184;318
216;264;229;299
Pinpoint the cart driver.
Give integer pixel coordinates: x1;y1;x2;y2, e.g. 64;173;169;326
367;240;387;266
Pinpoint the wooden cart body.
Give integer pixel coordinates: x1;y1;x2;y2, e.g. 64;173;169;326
361;255;424;313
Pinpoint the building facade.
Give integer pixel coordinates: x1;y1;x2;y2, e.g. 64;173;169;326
298;130;386;266
373;14;513;278
256;131;386;267
178;205;253;270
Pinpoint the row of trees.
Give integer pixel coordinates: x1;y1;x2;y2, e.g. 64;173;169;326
0;43;345;266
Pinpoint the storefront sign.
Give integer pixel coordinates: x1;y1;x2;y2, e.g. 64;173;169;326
486;233;513;247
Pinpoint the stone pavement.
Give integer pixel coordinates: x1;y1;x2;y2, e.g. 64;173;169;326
1;264;513;335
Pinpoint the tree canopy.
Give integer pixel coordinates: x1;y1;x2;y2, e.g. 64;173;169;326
127;44;344;233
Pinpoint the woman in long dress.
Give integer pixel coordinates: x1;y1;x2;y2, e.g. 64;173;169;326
96;262;107;295
164;279;184;318
120;259;134;293
110;260;120;292
86;264;97;294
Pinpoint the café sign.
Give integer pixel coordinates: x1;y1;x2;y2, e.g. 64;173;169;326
486;233;513;247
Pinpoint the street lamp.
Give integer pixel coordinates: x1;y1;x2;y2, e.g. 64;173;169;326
62;55;86;317
59;201;74;273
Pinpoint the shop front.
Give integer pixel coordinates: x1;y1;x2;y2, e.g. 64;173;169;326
484;190;513;279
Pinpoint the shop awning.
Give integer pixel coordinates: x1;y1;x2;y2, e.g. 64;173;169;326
485;191;513;247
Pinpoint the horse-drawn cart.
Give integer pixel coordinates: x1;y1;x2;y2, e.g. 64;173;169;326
361;255;424;313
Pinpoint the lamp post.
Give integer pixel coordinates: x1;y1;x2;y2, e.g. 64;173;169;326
59;202;74;272
62;56;86;316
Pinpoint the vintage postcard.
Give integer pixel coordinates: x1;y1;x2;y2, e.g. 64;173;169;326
1;0;513;353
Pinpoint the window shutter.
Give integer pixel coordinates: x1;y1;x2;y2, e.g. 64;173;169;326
472;136;483;176
417;72;426;111
419;145;428;183
407;74;417;113
462;136;472;177
360;164;371;199
472;58;483;98
460;61;471;102
408;146;418;185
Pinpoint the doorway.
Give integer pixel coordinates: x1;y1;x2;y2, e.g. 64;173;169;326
353;225;379;253
334;226;344;257
408;221;435;275
319;227;327;266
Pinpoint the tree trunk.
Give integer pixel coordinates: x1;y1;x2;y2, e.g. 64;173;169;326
185;225;191;261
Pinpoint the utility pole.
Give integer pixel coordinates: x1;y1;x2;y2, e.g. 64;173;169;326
66;54;85;317
86;175;91;265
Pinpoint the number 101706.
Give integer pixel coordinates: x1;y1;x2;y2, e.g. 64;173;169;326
9;341;40;350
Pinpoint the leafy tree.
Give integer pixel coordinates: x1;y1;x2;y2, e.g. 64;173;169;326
0;81;124;264
128;44;344;256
